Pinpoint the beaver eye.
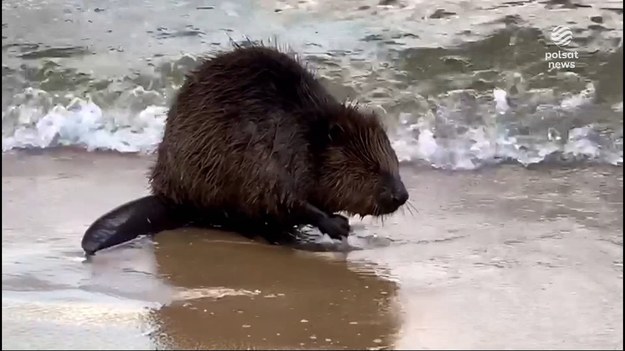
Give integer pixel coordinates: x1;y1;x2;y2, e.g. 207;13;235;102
327;124;344;142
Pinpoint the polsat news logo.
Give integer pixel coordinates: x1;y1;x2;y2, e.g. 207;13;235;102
545;25;578;70
550;25;573;48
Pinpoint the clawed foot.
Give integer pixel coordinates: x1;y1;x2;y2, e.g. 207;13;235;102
318;214;351;240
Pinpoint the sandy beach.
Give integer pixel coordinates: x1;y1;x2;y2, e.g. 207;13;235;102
2;150;622;349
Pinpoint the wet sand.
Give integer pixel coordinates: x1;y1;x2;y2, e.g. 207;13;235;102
2;150;623;350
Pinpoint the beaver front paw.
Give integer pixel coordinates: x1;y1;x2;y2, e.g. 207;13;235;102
318;214;351;239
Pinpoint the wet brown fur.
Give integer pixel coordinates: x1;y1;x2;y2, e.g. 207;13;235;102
148;44;404;239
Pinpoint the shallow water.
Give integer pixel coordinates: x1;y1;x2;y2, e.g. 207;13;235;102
1;0;624;349
2;150;623;349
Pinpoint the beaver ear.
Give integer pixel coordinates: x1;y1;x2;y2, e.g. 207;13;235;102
326;121;344;142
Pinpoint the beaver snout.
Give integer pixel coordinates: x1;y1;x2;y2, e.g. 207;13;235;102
378;176;409;213
392;181;409;206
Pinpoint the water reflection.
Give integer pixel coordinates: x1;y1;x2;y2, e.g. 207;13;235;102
142;229;401;349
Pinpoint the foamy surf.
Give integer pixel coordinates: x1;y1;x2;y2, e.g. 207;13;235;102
392;85;622;169
2;84;622;170
2;88;168;154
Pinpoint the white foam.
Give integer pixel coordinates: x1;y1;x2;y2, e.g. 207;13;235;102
560;83;595;111
391;87;622;169
2;86;622;169
2;90;167;153
392;119;622;169
493;88;510;115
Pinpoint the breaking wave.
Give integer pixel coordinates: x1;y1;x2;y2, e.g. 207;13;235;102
2;83;621;170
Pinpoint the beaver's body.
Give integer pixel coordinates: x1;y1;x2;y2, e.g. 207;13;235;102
82;45;408;255
150;46;331;227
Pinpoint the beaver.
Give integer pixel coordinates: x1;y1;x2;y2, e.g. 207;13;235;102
81;44;409;255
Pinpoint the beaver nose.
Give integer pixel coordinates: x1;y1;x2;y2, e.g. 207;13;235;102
390;181;409;206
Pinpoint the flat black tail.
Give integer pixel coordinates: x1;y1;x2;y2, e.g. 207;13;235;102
81;195;190;256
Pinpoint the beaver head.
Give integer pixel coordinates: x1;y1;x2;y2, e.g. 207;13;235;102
315;105;409;217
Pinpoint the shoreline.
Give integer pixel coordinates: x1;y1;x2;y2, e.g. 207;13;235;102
2;150;623;350
2;146;623;172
